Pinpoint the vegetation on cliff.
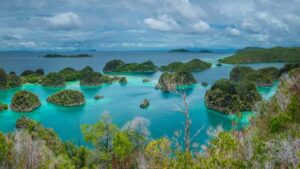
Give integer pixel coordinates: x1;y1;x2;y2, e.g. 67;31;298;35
219;47;300;64
10;90;41;112
156;71;196;91
103;60;158;73
160;59;212;72
47;90;85;106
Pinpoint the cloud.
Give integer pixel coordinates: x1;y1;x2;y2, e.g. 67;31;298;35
191;20;210;33
45;12;81;30
226;28;240;36
144;15;180;31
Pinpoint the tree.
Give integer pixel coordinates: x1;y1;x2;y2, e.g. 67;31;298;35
0;68;7;89
81;113;118;169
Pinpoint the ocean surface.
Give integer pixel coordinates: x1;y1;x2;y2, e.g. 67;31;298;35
0;51;283;146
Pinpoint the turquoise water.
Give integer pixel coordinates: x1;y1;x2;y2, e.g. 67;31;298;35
0;51;282;146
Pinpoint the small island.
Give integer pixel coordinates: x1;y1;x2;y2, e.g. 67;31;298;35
103;60;158;73
160;59;212;72
205;79;261;114
10;90;41;112
80;71;103;86
230;66;279;86
219;47;300;64
20;69;44;84
59;67;80;81
140;99;150;109
0;102;8;112
43;54;92;58
47;90;85;106
41;72;65;87
169;49;191;53
0;68;22;90
156;71;196;91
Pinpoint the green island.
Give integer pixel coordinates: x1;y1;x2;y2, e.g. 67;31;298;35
230;66;280;86
0;68;22;90
10;90;41;112
43;54;92;58
205;79;261;114
20;69;44;83
160;59;212;72
103;60;158;73
41;72;65;87
47;90;85;106
219;47;300;64
155;71;196;91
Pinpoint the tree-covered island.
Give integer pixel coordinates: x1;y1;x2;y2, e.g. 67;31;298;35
47;90;85;106
10;90;41;112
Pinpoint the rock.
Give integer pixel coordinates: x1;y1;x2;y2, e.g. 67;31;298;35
94;95;104;100
119;77;127;84
11;90;41;112
216;63;222;67
142;78;151;83
140;99;150;109
201;81;208;87
47;90;85;107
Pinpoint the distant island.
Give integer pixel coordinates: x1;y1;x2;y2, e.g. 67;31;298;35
43;54;92;58
219;47;300;64
169;49;213;53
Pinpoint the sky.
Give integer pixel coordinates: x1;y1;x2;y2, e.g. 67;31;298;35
0;0;300;51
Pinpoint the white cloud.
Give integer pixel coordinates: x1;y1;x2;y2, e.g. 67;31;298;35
226;27;240;36
144;15;180;31
191;20;210;33
45;12;81;30
166;0;205;20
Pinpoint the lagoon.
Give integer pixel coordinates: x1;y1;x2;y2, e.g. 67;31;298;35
0;51;282;146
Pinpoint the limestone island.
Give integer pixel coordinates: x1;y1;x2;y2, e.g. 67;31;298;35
140;99;150;109
160;59;212;72
103;60;158;73
155;71;196;91
219;47;300;64
205;79;261;114
230;66;279;87
20;69;44;84
41;72;65;87
0;102;8;112
10;90;41;112
47;90;85;107
0;68;22;91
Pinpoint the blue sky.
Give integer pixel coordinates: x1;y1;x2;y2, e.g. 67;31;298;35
0;0;300;51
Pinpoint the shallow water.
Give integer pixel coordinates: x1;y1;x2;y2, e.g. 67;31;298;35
0;51;283;146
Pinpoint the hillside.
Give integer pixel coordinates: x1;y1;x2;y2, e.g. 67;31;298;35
219;47;300;64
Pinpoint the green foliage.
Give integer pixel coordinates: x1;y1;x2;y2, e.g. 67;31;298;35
0;68;22;90
80;71;103;86
11;90;41;112
220;47;300;64
230;66;279;86
59;67;80;81
268;113;292;133
160;59;212;72
103;59;158;73
0;132;9;163
16;117;65;154
112;132;134;160
206;79;261;114
47;90;85;106
42;72;65;87
156;71;197;91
